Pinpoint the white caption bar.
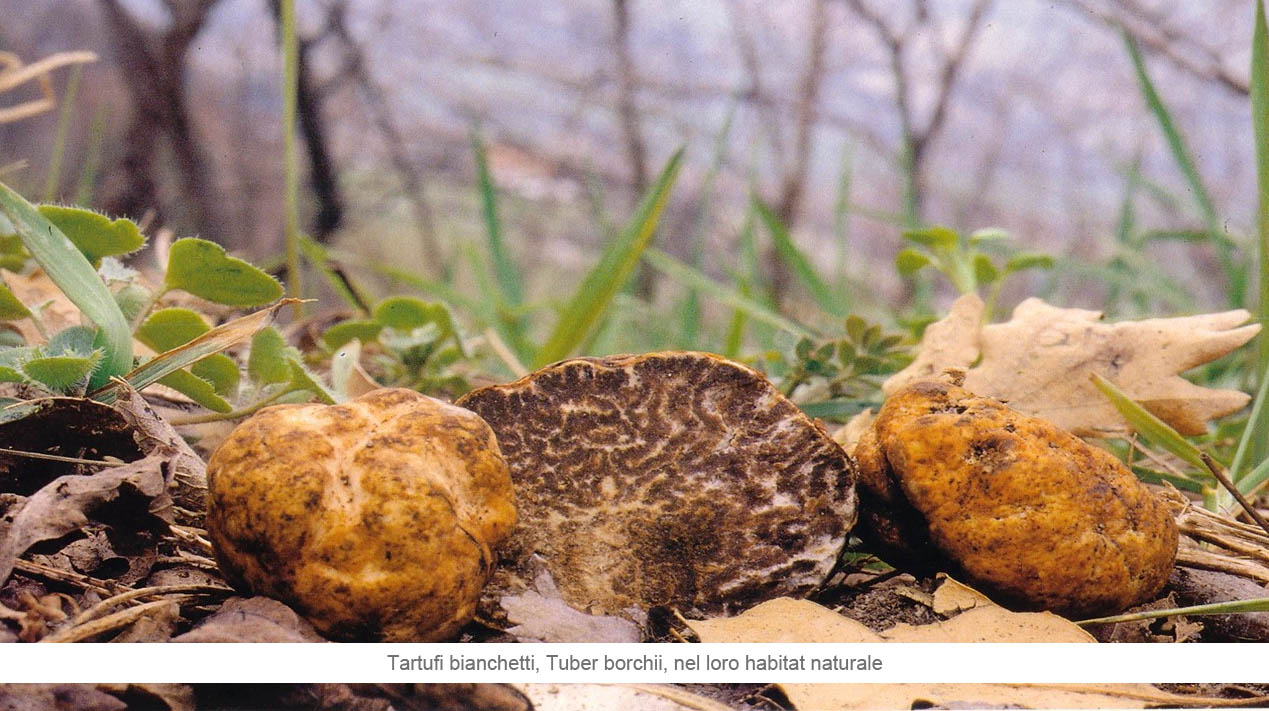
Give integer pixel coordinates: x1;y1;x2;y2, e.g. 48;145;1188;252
1;643;1259;684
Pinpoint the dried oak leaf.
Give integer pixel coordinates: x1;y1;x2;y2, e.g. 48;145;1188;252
686;580;1240;710
885;294;1260;436
457;352;858;620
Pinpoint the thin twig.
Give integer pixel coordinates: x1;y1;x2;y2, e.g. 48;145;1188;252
40;596;193;643
1202;453;1269;538
69;583;231;627
0;447;126;467
12;559;125;596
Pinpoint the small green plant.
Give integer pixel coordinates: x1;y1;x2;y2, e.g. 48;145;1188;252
0;181;318;420
765;314;912;422
319;296;470;397
896;225;1054;321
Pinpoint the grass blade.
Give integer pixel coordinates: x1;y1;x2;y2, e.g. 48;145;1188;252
1230;360;1269;485
0;182;131;385
471;129;531;361
753;197;841;315
1124;30;1240;306
533;149;684;366
1253;0;1269;466
1091;373;1208;474
644;248;815;340
1079;597;1269;626
471;128;525;309
297;234;370;313
680;100;738;348
43;64;82;202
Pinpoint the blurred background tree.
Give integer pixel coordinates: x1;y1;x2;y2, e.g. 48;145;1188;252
0;0;1256;322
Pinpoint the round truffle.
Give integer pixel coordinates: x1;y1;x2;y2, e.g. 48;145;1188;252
205;388;516;641
456;351;858;617
860;380;1178;616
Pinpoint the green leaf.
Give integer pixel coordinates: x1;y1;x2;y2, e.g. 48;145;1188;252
137;308;211;351
0;182;132;386
92;299;298;404
248;326;294;387
286;359;336;405
0;277;30;321
1254;0;1269;465
24;353;101;390
158;369;233;412
0;232;31;272
754;197;840;315
322;319;383;351
164;238;284;306
902;226;958;250
895;248;932;277
45;325;98;357
534;149;685;366
374;296;450;332
112;284;151;323
967;228;1011;245
192;355;240;397
1004;253;1055;273
137;307;238;396
37;206;145;266
972;254;998;285
1091;373;1208;473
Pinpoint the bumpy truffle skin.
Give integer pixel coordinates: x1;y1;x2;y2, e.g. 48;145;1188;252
869;380;1177;617
205;388;516;641
457;351;858;618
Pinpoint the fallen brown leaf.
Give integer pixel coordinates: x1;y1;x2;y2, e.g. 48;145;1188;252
0;452;170;586
686;578;1242;710
172;596;325;643
885;295;1259;436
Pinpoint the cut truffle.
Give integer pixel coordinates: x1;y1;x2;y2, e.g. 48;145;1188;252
456;351;858;618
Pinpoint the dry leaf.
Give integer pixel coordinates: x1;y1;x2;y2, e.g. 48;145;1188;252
516;684;733;711
686;579;1243;710
687;578;1091;645
785;684;1240;710
0;684;126;711
172;596;325;643
930;575;993;615
885;295;1259;436
0;453;170;585
501;570;641;643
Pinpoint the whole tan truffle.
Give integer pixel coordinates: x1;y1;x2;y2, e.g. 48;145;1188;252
205;388;516;641
858;380;1178;617
457;351;857;619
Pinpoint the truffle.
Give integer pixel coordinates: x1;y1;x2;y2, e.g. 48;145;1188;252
457;351;858;617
